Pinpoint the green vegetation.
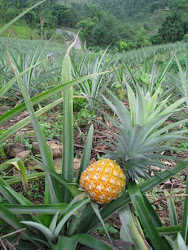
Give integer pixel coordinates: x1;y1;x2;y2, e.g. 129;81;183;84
0;1;188;249
0;24;39;39
0;0;187;50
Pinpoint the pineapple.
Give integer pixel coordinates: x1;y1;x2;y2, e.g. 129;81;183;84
79;159;126;204
97;85;188;181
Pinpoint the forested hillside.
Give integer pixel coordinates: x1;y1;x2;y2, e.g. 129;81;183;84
0;0;187;51
60;0;174;18
94;0;173;18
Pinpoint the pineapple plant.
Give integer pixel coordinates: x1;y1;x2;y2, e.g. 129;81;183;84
79;159;126;204
96;84;188;181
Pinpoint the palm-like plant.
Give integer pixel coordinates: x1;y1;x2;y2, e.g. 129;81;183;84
90;84;188;250
97;84;188;180
71;46;114;111
7;43;48;98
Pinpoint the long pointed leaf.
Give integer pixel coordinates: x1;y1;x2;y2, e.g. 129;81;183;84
0;158;28;192
76;125;93;183
143;195;163;227
9;57;61;204
5;203;68;214
0;98;63;144
54;198;90;238
157;225;182;235
0;72;109;127
176;56;188;108
52;236;78;250
119;205;150;250
182;174;188;244
49;211;59;233
128;180;165;250
21;221;54;242
0;204;42;248
0;176;20;204
156;55;175;86
143;195;171;249
90;202;113;248
31;156;81;197
102;88;132;130
7;172;45;185
61;53;74;203
164;190;178;226
72;233;113;250
136;85;148;125
0;59;45;99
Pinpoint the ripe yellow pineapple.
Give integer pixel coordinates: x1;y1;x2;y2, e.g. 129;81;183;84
79;159;126;204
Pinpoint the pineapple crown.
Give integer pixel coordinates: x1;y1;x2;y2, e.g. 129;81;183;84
97;84;188;181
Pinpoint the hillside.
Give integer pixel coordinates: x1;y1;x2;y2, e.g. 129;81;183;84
59;0;174;33
92;0;174;17
1;0;187;51
60;0;174;15
59;0;174;19
59;0;92;5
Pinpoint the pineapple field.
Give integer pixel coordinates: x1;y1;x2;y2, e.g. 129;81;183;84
0;2;188;250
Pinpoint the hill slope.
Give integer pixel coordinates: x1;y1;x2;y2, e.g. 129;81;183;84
59;0;174;32
60;0;174;18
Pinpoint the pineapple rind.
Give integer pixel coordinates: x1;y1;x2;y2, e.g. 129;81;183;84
79;159;126;204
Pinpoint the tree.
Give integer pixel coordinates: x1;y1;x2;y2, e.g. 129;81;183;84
149;34;163;45
183;33;188;42
118;24;134;42
35;0;54;46
69;5;78;28
135;27;151;47
24;11;37;39
158;12;186;43
90;14;120;47
4;6;20;22
78;17;96;41
0;0;4;22
78;7;121;48
52;3;78;28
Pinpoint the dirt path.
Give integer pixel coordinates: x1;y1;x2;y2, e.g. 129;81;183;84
56;28;82;49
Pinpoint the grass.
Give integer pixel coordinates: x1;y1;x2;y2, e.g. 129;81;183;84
0;23;40;40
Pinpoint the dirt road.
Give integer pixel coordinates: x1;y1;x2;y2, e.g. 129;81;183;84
56;29;82;49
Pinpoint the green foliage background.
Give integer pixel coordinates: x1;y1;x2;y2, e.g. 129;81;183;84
0;0;187;50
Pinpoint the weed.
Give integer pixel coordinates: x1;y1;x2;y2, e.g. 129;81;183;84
39;113;63;140
75;107;95;128
26;178;44;201
97;223;118;236
14;131;35;149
